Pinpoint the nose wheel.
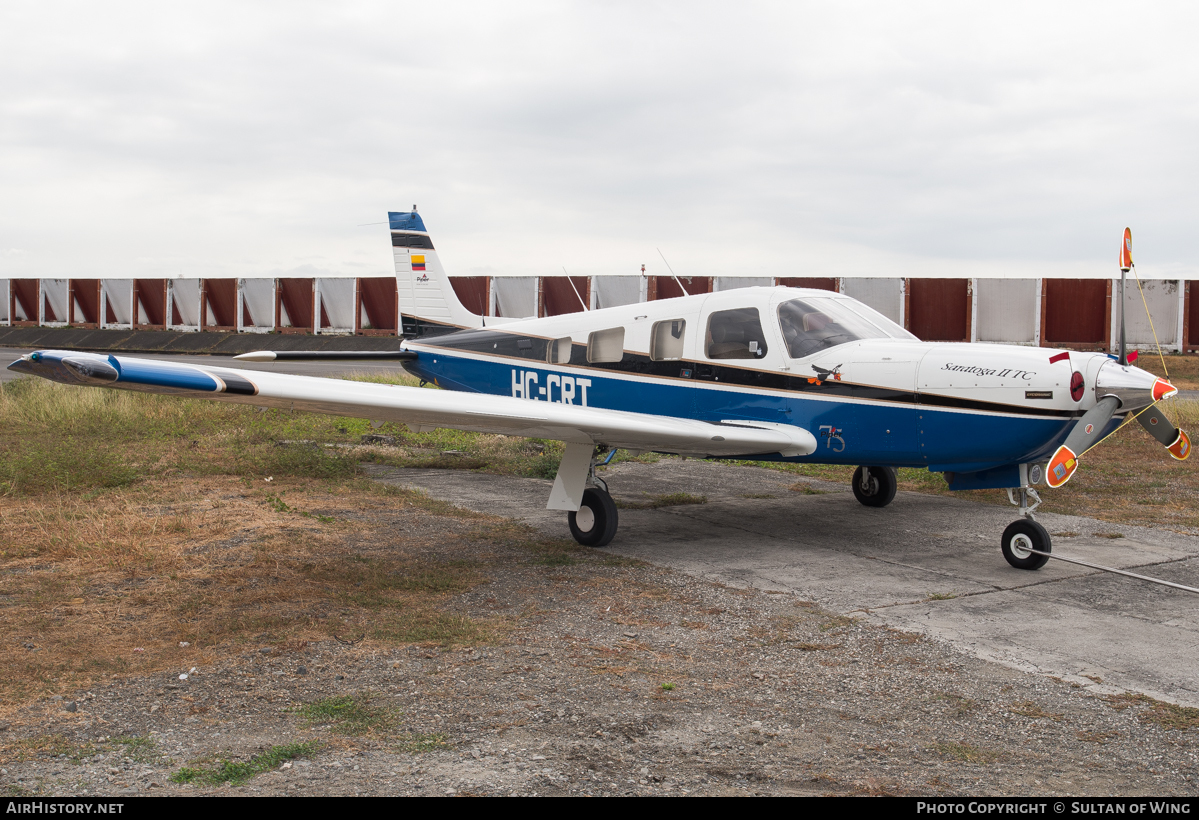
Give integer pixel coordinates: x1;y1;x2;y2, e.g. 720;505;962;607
1001;519;1051;570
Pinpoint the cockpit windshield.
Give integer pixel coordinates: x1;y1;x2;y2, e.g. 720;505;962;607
777;297;915;358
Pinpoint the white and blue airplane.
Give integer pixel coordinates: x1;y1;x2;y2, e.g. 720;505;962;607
8;213;1190;570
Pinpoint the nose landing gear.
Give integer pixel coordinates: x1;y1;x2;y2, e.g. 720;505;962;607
1002;486;1051;570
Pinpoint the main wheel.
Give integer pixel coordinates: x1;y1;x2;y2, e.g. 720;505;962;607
568;487;619;547
852;466;897;508
1001;519;1051;570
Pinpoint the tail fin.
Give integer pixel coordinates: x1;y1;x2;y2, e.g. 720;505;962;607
390;210;482;336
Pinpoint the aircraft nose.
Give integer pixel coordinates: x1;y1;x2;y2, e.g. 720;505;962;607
1095;361;1176;412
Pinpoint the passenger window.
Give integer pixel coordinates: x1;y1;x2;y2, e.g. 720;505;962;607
587;327;625;363
650;320;686;361
705;308;768;360
547;337;573;364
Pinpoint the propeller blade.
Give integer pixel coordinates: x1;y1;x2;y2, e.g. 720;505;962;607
1046;396;1121;488
1137;405;1192;461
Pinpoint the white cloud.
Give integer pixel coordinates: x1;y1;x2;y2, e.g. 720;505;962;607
1;1;1197;280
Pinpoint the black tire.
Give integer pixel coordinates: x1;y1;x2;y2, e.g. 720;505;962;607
1001;519;1051;570
852;466;897;508
568;488;619;547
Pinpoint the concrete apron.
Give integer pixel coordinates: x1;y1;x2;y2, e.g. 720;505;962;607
365;459;1199;707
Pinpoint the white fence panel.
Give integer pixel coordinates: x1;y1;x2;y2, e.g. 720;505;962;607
42;279;69;325
976;279;1037;344
494;277;538;318
592;276;642;310
240;278;275;332
715;277;773;291
317;278;356;334
1120;279;1179;349
101;279;134;328
168;279;201;330
841;278;903;325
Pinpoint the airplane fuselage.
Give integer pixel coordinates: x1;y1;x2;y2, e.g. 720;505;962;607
399;287;1123;480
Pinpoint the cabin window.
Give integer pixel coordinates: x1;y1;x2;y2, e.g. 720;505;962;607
705;308;768;360
547;336;573;364
650;320;686;361
587;327;625;363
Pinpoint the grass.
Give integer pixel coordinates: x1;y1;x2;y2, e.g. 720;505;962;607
0;376;505;704
615;492;707;510
1105;693;1199;730
1139;353;1199;391
170;741;321;786
291;695;397;735
931;741;1002;764
396;732;450;753
0;734;156;766
1010;701;1063;721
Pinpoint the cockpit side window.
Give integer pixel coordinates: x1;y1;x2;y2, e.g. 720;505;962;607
705;308;768;360
778;297;906;358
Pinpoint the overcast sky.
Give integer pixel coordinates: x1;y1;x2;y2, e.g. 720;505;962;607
2;1;1198;281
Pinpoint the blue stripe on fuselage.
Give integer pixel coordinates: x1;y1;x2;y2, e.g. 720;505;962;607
405;350;1077;470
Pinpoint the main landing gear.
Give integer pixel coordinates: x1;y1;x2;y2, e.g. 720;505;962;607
1001;486;1051;570
558;446;618;548
852;465;898;508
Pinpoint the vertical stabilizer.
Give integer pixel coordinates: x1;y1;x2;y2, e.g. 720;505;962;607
390;210;482;336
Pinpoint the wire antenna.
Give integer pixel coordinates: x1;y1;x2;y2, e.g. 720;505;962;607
656;248;690;296
563;267;589;311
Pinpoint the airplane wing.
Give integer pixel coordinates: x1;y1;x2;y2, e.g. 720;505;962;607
7;350;817;459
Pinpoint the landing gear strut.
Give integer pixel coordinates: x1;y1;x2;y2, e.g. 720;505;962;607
566;448;618;547
1002;486;1051;570
852;465;897;508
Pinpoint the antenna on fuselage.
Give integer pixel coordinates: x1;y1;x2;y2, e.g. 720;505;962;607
655;248;690;296
1119;227;1132;366
563;267;589;311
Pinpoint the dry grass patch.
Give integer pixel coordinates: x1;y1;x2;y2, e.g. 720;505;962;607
1105;693;1199;730
1139;353;1199;392
615;492;707;510
1010;701;1063;721
931;741;1002;764
0;475;495;707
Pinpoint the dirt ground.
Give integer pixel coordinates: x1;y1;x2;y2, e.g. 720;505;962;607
3;478;1198;797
